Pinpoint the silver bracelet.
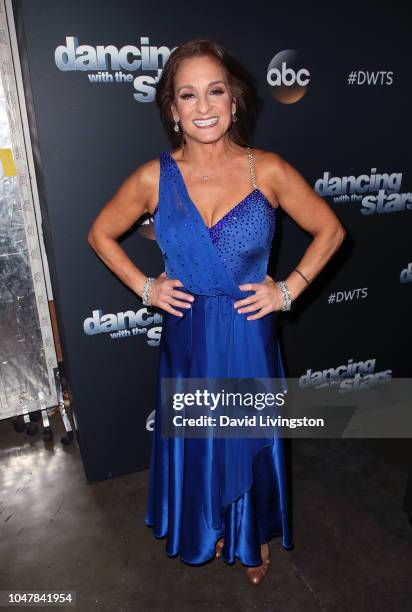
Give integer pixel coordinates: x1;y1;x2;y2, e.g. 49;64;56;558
142;277;155;306
276;280;292;311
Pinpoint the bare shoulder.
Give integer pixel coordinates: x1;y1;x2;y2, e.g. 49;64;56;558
250;148;292;206
252;147;314;204
124;156;160;213
252;148;291;178
132;156;160;192
102;154;161;218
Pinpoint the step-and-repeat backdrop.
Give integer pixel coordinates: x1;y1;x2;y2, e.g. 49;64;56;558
12;0;411;482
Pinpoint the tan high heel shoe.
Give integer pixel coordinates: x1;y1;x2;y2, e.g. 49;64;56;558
215;538;224;559
245;543;271;585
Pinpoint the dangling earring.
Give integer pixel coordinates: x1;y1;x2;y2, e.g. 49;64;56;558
174;119;180;132
232;111;237;123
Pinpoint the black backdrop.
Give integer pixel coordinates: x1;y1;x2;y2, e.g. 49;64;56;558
12;0;411;482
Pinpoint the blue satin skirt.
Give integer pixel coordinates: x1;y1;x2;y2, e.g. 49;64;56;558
144;293;294;565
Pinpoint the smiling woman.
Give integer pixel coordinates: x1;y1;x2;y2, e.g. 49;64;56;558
156;41;258;150
87;38;346;587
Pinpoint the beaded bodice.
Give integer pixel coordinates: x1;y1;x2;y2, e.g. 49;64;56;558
153;148;277;299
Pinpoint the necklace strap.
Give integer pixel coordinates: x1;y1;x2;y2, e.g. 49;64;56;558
247;147;258;190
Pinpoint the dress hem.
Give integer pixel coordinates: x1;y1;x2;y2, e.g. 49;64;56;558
144;436;294;565
144;521;294;566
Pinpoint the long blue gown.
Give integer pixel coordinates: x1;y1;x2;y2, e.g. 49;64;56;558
144;148;294;566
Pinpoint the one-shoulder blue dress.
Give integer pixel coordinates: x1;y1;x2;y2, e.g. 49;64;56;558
144;148;294;566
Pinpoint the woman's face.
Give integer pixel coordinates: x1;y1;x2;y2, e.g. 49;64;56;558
171;55;236;145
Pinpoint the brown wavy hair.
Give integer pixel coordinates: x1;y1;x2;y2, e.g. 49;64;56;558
155;38;260;148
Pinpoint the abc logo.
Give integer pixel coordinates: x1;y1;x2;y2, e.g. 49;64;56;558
267;50;310;104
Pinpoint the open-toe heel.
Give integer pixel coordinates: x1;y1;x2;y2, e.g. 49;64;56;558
215;538;224;559
245;543;271;586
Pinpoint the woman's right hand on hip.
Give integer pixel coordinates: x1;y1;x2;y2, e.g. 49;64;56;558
149;272;194;317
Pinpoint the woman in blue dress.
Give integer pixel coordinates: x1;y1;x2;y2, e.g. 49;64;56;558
88;39;345;585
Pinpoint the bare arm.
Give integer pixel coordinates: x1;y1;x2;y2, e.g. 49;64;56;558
267;152;346;301
87;160;157;296
87;159;193;316
235;152;346;319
